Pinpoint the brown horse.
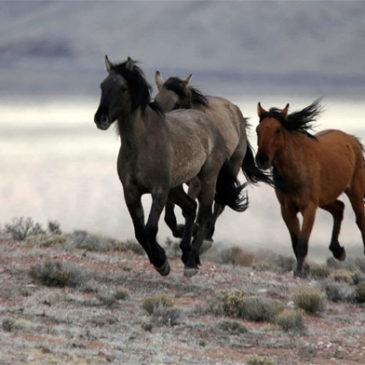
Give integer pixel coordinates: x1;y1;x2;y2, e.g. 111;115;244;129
155;71;272;239
255;100;365;276
94;56;247;277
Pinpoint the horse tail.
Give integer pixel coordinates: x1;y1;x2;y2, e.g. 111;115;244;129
215;159;248;212
241;141;274;186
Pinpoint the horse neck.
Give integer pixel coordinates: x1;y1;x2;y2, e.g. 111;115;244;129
273;131;311;182
118;108;147;151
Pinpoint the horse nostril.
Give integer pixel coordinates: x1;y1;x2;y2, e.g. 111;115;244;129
101;115;108;124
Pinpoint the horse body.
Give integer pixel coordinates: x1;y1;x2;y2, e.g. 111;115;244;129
94;56;246;277
155;72;271;239
256;101;365;276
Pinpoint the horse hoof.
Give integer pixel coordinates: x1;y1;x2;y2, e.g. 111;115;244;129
338;247;346;261
155;260;170;276
184;266;199;277
293;269;306;278
333;246;346;261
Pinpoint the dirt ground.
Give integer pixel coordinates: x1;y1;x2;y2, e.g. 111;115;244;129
1;232;365;365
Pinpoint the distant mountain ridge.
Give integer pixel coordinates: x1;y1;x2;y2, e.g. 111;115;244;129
1;1;364;98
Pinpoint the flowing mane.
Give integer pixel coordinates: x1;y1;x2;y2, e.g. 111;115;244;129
112;60;161;112
260;100;322;138
164;77;209;107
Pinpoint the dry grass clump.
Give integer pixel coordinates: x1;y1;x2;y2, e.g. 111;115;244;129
68;230;121;252
247;355;276;365
207;290;284;322
329;269;354;283
28;261;86;288
114;288;129;300
275;309;305;333
309;263;330;279
293;288;325;314
355;282;365;303
251;251;295;274
142;294;174;315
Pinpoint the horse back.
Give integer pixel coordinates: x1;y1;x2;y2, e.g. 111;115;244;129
315;129;364;202
194;96;245;156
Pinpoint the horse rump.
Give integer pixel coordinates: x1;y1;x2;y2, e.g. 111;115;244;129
215;159;248;212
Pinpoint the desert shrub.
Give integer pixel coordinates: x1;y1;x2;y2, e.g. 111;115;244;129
68;230;119;252
150;305;181;327
119;239;145;255
275;309;305;333
28;261;86;288
2;318;15;332
218;320;248;334
142;294;174;315
240;296;284;322
309;263;330;279
5;217;45;241
207;290;284;322
247;355;276;365
163;238;181;258
219;246;254;267
329;269;354;283
326;257;343;269
274;255;296;274
114;288;129;300
293;288;325;314
321;280;354;303
48;220;62;234
207;289;245;317
355;282;365;303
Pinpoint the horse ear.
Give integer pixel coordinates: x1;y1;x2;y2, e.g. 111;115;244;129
184;73;192;85
125;57;135;71
282;103;289;118
257;102;267;119
105;55;112;73
155;70;164;90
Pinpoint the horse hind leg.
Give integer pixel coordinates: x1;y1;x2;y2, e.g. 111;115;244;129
168;186;197;266
321;200;346;261
346;182;365;255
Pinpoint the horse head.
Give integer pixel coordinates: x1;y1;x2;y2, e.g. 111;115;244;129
94;56;151;130
255;102;289;170
154;71;193;111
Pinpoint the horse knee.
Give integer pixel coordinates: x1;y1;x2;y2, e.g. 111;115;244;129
183;200;197;220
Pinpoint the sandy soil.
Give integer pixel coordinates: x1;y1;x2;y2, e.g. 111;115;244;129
0;234;365;365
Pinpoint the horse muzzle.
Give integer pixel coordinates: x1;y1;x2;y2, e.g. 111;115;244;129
94;113;111;130
255;153;271;170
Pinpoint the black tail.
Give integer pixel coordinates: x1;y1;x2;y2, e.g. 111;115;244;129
242;142;273;186
215;159;248;212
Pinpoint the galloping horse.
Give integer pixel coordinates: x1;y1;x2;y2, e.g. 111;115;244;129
255;101;365;276
94;56;247;277
155;71;272;239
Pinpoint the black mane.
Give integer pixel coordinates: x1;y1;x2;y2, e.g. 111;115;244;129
260;100;322;138
112;60;160;112
164;77;208;107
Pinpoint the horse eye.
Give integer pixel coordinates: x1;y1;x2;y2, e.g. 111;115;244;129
274;128;281;135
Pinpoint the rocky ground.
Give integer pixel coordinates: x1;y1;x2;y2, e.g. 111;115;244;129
0;220;365;365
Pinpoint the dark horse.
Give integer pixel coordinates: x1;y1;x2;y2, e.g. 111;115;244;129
94;56;247;277
155;71;272;239
256;100;365;276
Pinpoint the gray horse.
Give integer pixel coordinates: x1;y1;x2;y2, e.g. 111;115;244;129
94;57;247;277
155;71;272;239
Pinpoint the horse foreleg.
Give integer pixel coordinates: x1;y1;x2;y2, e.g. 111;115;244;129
321;200;346;261
295;204;316;277
281;204;300;260
145;190;170;276
168;186;197;266
124;193;152;259
207;203;225;241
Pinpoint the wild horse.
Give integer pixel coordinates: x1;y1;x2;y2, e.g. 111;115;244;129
255;100;365;276
94;56;247;277
154;71;272;240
